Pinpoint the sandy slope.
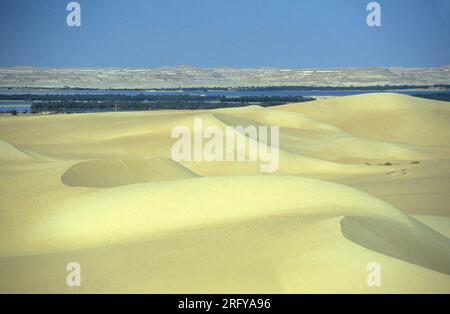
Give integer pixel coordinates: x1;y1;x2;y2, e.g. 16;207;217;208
0;93;449;293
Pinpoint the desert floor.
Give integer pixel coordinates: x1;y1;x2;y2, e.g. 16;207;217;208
0;93;449;293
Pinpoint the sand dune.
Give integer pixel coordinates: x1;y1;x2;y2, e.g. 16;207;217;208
62;158;198;188
0;140;38;162
278;93;450;146
0;175;418;256
0;93;449;293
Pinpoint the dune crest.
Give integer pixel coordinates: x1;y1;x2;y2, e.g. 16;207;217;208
340;216;450;275
0;140;36;162
0;176;426;255
61;158;198;188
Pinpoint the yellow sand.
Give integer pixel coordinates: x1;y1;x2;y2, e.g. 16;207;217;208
0;93;449;293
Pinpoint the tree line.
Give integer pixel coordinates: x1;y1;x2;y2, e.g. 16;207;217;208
15;95;315;113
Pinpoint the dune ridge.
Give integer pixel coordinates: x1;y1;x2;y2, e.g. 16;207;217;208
0;175;415;255
61;158;198;188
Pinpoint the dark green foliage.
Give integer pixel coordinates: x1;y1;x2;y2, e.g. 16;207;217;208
21;94;315;113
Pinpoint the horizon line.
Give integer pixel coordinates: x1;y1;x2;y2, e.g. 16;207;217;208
2;65;450;70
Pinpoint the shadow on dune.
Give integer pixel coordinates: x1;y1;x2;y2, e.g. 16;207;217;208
61;158;198;188
340;216;450;275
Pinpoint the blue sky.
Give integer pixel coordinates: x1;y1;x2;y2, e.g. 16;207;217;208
0;0;449;68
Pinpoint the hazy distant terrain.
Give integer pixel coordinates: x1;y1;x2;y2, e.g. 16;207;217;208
1;66;449;89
